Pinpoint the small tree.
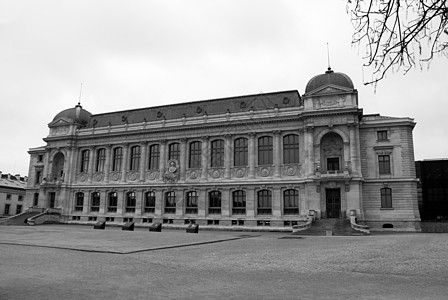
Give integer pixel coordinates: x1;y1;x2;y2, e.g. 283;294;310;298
347;0;448;85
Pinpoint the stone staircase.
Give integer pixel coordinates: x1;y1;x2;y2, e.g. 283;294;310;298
292;218;365;236
0;211;42;226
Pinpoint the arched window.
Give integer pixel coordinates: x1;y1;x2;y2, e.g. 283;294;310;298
258;136;273;165
144;191;156;213
283;189;299;214
148;144;160;170
211;139;224;168
234;138;248;166
189;141;202;168
381;188;392;208
283;134;299;164
186;191;198;214
96;148;106;172
129;146;141;171
75;192;84;212
257;190;272;215
126;192;136;213
108;192;118;212
80;150;89;173
169;143;180;161
112;147;123;172
232;190;246;215
209;191;222;214
165;191;176;214
90;192;100;212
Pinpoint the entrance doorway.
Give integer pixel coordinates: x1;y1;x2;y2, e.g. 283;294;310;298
49;192;56;208
326;188;341;218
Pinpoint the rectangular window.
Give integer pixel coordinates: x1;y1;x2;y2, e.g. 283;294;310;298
108;192;118;212
381;188;393;208
126;192;136;213
232;190;246;215
4;204;10;215
189;141;202;168
379;155;391;174
283;134;300;164
377;130;388;141
258;136;273;165
165;192;176;214
80;150;89;173
327;157;340;171
33;193;39;206
18;195;23;201
257;190;272;215
169;143;180;161
148;145;160;170
90;192;100;212
96;148;106;172
35;171;42;185
209;191;222;214
284;189;299;215
186;191;198;214
144;192;156;213
112;147;123;171
234;138;248;166
75;193;84;212
6;194;11;200
129;146;141;171
16;205;22;215
211;140;224;168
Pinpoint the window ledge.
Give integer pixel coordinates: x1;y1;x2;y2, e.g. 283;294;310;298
381;208;394;210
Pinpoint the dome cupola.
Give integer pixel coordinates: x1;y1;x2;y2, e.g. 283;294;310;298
52;103;92;126
304;68;354;95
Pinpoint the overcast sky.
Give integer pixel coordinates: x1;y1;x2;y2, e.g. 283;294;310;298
1;0;447;176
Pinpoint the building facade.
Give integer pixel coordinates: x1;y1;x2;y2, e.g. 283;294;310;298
24;69;421;230
1;172;27;217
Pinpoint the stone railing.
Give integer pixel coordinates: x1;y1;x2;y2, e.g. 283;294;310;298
292;216;314;233
350;216;370;234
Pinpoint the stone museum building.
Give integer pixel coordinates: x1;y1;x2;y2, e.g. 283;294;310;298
24;68;421;231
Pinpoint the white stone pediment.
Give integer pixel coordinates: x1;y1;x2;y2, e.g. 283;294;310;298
48;117;74;127
307;84;352;96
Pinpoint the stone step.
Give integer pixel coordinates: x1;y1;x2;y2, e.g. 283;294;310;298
293;218;361;236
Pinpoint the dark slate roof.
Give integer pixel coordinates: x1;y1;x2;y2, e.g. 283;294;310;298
86;90;302;128
53;104;92;125
305;68;354;94
0;174;26;190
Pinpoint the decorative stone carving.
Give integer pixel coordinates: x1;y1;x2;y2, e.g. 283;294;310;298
187;169;202;180
147;171;159;181
282;165;301;177
78;174;87;182
93;173;103;182
257;166;273;177
164;160;179;183
233;167;247;178
110;172;120;181
128;172;139;181
208;168;223;179
314;95;346;109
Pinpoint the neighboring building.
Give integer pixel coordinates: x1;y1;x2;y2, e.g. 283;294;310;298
24;68;421;231
0;172;27;217
416;159;448;220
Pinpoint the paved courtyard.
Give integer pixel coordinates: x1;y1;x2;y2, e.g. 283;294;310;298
1;225;448;299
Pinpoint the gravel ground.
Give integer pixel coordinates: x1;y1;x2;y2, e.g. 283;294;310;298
1;225;448;299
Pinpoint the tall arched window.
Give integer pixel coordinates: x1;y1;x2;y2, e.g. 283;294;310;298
80;150;89;173
108;192;118;212
148;144;160;170
381;188;392;208
232;190;246;215
234;138;248;166
258;136;273;165
211;139;224;167
209;191;222;214
112;147;123;171
90;192;100;212
169;143;180;161
186;191;198;214
126;192;136;213
189;141;202;168
165;191;176;214
144;191;156;213
283;189;299;214
129;146;141;171
75;192;84;212
96;148;106;172
257;190;272;215
283;134;300;164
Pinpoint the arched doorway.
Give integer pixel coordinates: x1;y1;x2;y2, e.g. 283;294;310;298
51;152;65;181
320;132;344;173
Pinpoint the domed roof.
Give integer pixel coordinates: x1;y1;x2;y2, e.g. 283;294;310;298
305;68;354;94
53;103;92;125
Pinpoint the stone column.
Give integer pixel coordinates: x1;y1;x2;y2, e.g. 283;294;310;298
305;126;315;176
198;188;207;217
272;187;282;217
176;188;184;217
246;187;255;217
224;135;232;179
121;144;129;182
117;190;124;215
159;140;167;180
87;147;95;183
248;133;256;178
66;146;77;184
155;190;164;216
135;190;142;216
139;142;148;182
221;188;230;217
104;145;112;182
201;136;209;180
180;139;187;181
348;123;357;175
99;190;107;214
273;131;282;177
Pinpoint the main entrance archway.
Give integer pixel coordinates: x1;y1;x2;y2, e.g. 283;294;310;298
326;188;341;218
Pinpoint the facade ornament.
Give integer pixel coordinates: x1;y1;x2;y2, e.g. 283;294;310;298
164;159;179;183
